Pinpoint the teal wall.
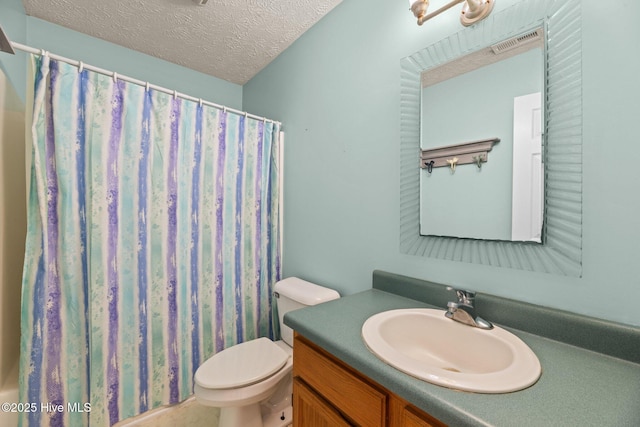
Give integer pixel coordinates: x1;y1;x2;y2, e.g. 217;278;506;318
0;0;242;109
2;0;639;327
0;0;27;98
244;0;640;327
421;48;542;148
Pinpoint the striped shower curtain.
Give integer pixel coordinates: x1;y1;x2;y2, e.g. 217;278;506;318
19;56;281;427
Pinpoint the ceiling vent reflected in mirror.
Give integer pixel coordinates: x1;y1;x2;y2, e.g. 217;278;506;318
491;28;543;55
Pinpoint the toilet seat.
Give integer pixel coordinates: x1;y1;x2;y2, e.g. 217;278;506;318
195;337;288;389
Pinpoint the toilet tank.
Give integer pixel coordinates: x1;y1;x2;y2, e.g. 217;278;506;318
274;277;340;346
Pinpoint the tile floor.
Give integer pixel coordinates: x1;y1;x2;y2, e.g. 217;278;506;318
114;397;220;427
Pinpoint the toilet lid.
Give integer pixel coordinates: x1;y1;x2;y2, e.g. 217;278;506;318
195;337;289;389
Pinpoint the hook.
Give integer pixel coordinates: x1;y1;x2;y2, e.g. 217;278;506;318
473;155;483;169
447;157;459;173
425;160;434;173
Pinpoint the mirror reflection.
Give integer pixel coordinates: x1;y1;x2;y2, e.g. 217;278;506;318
419;27;545;242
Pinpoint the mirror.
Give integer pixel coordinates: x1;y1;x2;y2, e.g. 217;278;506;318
399;0;584;277
419;28;544;242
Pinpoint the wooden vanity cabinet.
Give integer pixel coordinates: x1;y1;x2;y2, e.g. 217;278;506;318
293;333;447;427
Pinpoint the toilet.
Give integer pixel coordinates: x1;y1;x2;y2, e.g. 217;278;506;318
194;277;340;427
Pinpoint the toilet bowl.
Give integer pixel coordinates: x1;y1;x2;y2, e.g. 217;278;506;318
194;339;293;427
194;277;340;427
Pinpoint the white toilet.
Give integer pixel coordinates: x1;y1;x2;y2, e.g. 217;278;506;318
194;277;340;427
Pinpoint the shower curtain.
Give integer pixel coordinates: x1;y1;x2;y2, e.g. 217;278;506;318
19;55;281;427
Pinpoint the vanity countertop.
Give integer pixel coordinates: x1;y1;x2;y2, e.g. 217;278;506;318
284;288;640;426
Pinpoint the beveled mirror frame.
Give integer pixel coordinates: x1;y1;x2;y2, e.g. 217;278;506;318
400;0;582;276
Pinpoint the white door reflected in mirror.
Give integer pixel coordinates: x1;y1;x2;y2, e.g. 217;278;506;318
512;92;543;242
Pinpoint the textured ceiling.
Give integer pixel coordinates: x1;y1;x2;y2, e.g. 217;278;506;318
22;0;342;85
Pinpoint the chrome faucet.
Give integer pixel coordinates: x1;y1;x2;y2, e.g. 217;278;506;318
444;287;493;329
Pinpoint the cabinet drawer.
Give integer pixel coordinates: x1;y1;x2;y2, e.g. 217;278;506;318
294;336;387;427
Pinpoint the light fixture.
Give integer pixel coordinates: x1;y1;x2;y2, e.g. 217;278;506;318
409;0;495;26
0;24;15;55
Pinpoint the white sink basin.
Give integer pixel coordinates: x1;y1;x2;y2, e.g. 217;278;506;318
362;309;541;393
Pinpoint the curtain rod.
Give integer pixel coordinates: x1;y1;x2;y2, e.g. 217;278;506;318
7;41;282;127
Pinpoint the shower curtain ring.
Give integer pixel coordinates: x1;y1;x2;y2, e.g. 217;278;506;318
173;90;178;99
78;61;84;73
198;98;203;107
112;72;118;82
145;82;150;92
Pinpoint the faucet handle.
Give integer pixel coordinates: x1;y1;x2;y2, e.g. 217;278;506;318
446;286;476;305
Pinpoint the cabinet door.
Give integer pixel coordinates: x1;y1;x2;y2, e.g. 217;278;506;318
293;378;352;427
